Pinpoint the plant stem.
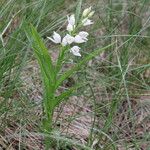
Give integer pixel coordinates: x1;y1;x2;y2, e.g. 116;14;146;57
42;109;53;149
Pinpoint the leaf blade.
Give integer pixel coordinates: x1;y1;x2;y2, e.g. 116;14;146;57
75;0;82;25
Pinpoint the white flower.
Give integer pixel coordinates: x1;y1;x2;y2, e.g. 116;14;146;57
47;32;61;44
67;14;75;26
74;35;86;43
66;14;76;32
70;46;81;57
82;18;94;26
67;23;74;32
78;31;89;40
62;34;74;46
74;34;88;43
82;7;92;17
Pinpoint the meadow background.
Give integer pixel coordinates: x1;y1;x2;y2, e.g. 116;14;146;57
0;0;150;149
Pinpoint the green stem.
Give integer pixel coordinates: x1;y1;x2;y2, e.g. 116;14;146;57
42;107;53;149
55;46;68;74
42;94;56;149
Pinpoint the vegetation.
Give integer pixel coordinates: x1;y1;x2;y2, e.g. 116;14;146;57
0;0;149;149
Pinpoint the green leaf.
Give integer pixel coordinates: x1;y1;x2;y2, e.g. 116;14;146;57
25;24;57;119
25;24;55;85
56;42;115;88
31;25;55;79
75;0;82;25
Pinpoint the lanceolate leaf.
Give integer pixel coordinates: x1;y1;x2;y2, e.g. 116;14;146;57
75;0;82;25
25;24;56;119
30;25;55;84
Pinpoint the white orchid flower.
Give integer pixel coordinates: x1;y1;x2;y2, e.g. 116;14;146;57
47;32;61;44
67;23;74;32
78;31;89;40
70;46;81;57
82;18;94;26
82;7;92;17
74;34;88;44
74;35;86;43
62;34;74;46
67;14;75;26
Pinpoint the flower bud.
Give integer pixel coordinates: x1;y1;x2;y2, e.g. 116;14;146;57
88;11;95;18
82;7;92;17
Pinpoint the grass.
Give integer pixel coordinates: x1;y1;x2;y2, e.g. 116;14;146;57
0;0;150;149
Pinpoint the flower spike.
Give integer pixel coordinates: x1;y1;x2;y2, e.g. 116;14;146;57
48;7;94;56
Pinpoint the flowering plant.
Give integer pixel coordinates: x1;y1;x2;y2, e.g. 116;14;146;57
25;2;114;149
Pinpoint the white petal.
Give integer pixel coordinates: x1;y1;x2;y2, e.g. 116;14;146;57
66;34;74;44
70;46;81;57
67;14;75;26
62;34;74;46
47;32;62;44
78;31;89;39
82;18;94;26
67;23;74;32
62;37;68;46
53;32;61;43
74;35;87;43
73;51;81;57
82;19;94;26
47;37;58;43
